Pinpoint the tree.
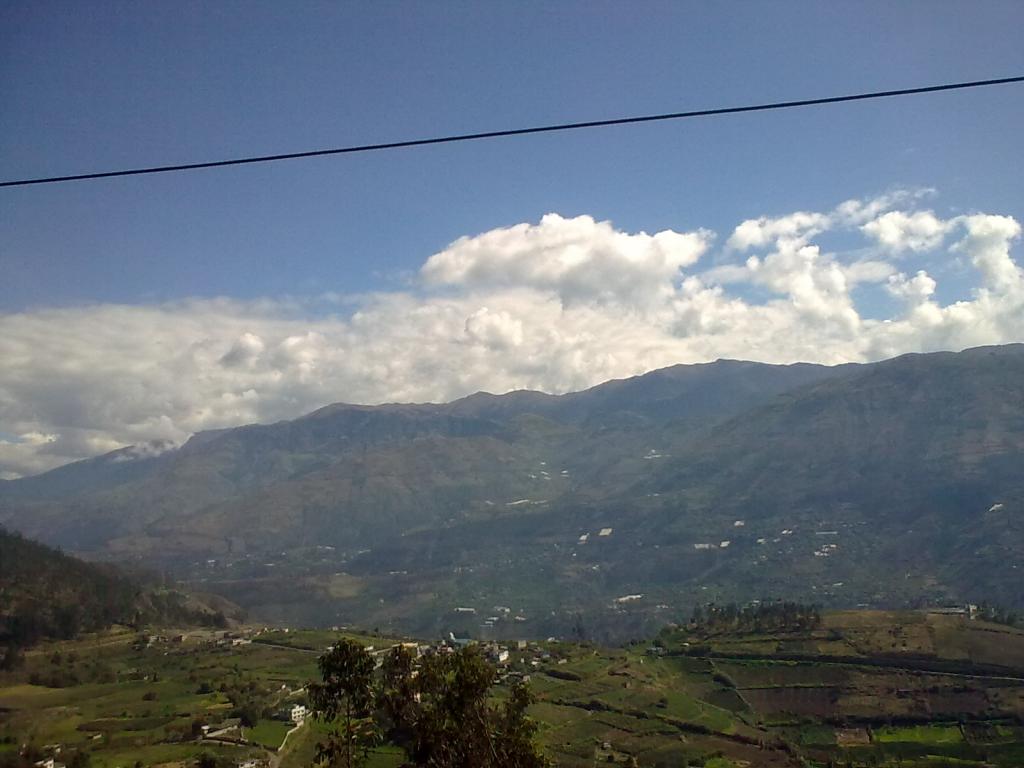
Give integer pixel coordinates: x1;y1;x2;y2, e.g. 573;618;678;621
492;675;547;768
376;645;546;768
0;644;24;672
235;702;260;728
309;639;378;768
311;642;547;768
400;646;499;766
570;612;587;644
197;753;227;768
377;644;418;750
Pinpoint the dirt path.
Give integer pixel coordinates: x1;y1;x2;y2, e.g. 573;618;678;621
269;721;305;768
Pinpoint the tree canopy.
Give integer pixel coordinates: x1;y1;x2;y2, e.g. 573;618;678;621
309;641;547;768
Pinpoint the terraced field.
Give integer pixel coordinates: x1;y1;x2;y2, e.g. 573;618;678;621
3;611;1024;767
658;610;1024;766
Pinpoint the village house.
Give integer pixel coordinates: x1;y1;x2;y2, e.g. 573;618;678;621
488;647;510;664
447;632;473;648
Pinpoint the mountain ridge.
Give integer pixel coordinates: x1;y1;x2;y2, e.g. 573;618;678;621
2;344;1022;638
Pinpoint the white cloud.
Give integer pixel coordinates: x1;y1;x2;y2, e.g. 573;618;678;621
864;214;1022;360
422;213;712;310
862;210;953;254
0;432;58;479
954;214;1022;293
464;307;524;350
886;270;937;305
725;189;927;253
726;211;829;252
0;197;1022;478
219;332;266;368
844;259;897;285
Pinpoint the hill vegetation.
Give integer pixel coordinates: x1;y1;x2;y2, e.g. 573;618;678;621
2;610;1023;767
2;345;1023;638
0;528;237;666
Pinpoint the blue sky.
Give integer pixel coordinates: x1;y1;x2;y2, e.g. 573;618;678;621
2;2;1024;476
3;1;1023;309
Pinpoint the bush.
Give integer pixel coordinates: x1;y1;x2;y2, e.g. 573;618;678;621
545;668;582;682
711;671;735;688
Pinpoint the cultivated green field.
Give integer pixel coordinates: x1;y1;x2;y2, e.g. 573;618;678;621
3;611;1024;767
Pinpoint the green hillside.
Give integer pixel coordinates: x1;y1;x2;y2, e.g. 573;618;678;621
0;529;237;663
2;611;1024;767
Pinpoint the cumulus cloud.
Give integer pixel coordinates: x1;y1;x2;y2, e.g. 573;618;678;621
724;190;929;253
422;213;712;310
955;214;1022;293
887;270;937;305
0;432;58;479
862;210;953;254
1;199;1022;478
726;210;829;252
219;332;266;368
464;307;524;350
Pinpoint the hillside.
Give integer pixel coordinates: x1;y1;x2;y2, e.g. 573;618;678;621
647;344;1024;510
0;528;238;661
2;611;1024;768
628;344;1024;607
0;358;842;554
1;345;1023;637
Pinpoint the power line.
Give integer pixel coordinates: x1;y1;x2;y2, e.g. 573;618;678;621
3;75;1023;189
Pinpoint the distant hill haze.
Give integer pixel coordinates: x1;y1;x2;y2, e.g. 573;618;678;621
2;344;1022;639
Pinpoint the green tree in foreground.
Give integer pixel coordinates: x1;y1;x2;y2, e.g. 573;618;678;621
309;639;379;768
310;641;547;768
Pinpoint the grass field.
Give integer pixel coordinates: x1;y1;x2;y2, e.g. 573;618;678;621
0;628;311;767
874;723;964;744
2;611;1024;767
245;719;291;748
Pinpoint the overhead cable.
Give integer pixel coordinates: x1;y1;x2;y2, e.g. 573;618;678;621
2;75;1022;188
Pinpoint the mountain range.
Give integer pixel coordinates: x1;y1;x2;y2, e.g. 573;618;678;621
2;344;1022;641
